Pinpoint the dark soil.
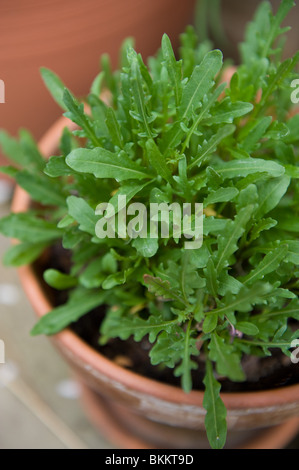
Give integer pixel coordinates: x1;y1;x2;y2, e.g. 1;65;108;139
38;243;299;393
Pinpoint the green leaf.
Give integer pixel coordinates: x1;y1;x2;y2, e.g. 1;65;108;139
203;359;227;450
213;158;285;179
203;187;239;207
214;205;254;272
132;237;159;258
3;242;48;267
204;258;218;298
19;130;45;170
44;269;78;290
40;67;68;110
238;116;272;153
207;283;272;319
101;309;178;343
179;50;223;119
16;171;66;207
206;100;253;125
0;130;45;170
108;180;151;215
63;89;100;147
255;175;290;218
188;125;235;170
236;322;259;336
249;218;277;243
79;258;105;289
45;156;74;177
31;289;106;336
256;299;299;322
161;34;182;107
127;48;153;139
145;139;173;183
209;333;245;382
173;320;199;393
66;147;152;181
242;245;288;285
203;313;218;334
105;107;124;149
143;274;188;307
0;131;27;168
285;241;299;265
67;195;97;236
0;213;61;243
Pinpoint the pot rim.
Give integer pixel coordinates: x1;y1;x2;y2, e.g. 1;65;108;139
12;113;299;411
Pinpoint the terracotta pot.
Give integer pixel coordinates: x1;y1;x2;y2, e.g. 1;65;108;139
11;115;299;449
0;0;196;165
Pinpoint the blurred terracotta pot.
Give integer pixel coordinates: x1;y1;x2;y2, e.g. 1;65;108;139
0;0;196;165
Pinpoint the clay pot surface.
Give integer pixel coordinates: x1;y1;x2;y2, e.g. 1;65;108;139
0;0;196;164
11;114;299;448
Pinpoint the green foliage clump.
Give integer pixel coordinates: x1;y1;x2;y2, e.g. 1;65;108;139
0;0;299;449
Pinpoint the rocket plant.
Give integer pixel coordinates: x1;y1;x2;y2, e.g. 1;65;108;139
0;0;299;449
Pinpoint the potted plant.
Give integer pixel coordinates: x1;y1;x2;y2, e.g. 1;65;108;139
0;0;299;449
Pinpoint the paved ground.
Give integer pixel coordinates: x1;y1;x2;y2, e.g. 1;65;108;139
0;187;111;449
0;184;298;449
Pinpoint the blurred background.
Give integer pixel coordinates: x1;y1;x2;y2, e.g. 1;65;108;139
0;0;299;449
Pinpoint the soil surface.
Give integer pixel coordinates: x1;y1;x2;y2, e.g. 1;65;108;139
38;243;299;393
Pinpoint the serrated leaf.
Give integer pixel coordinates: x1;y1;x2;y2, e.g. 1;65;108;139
188;125;235;170
209;333;245;382
206;100;253;125
16;171;65;207
207;283;272;319
214;205;254;272
213;158;285;179
203;187;239;207
249;218;277;242
63;88;100;147
105;107;124;149
179;49;223;119
31;289;106;336
3;242;48;267
255;175;290;218
173;320;199;393
66;147;152;181
242;245;288;285
145;139;173;183
40;67;68;110
161;34;182;107
0;213;61;243
67;195;97;236
45;156;74;177
101;310;178;343
238;116;272;152
143;274;188;307
285;240;299;265
203;360;227;450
